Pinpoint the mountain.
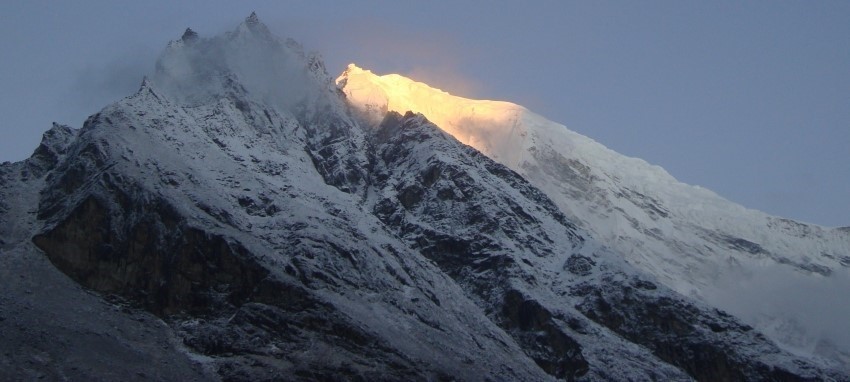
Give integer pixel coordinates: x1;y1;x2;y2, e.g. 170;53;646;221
1;14;847;381
338;64;850;366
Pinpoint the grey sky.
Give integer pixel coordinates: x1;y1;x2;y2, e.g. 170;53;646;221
1;1;848;227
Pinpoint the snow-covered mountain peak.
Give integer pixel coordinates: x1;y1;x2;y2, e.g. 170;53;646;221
152;15;338;118
246;11;260;25
339;65;850;365
336;63;522;117
2;15;848;379
338;64;687;189
233;11;273;41
137;75;152;92
180;27;198;43
338;64;530;166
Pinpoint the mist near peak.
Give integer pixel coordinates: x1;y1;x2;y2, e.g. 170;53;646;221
703;265;850;369
68;45;158;117
150;20;328;115
270;15;488;102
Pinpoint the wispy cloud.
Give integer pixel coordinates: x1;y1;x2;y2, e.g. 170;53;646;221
704;265;850;367
268;16;485;99
67;45;157;115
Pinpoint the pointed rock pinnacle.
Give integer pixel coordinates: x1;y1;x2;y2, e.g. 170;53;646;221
181;27;199;42
246;12;260;25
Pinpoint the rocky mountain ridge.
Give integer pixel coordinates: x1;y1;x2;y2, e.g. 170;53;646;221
339;64;850;366
1;14;846;381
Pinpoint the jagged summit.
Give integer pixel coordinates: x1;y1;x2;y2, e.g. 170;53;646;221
246;11;260;25
234;11;272;40
1;15;847;381
180;27;198;42
153;13;340;116
138;75;151;90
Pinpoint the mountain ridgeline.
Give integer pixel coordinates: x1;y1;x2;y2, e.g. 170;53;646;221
1;14;847;381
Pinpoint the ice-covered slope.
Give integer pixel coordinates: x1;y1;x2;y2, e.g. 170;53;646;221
339;64;850;366
4;13;846;380
4;17;549;380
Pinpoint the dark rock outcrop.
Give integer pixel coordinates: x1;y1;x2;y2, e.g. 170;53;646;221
2;14;844;382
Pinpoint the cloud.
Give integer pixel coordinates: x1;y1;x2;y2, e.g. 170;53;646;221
703;264;850;368
68;44;158;115
268;16;486;99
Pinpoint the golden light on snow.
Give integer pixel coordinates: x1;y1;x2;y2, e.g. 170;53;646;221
337;64;532;167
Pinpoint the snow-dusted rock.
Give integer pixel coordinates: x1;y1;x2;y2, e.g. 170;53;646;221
1;13;846;381
339;64;850;369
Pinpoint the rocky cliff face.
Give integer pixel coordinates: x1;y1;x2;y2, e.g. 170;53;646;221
338;63;850;368
1;14;846;381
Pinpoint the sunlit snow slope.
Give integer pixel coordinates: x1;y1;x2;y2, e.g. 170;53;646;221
338;64;850;366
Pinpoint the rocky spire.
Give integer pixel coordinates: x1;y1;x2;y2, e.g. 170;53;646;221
181;27;199;43
139;76;151;90
237;12;271;38
246;12;260;25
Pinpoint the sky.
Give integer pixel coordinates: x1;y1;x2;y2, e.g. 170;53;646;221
1;1;848;227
